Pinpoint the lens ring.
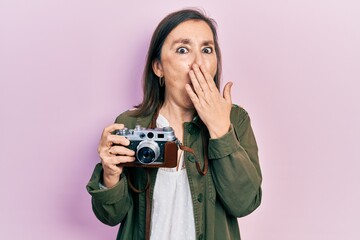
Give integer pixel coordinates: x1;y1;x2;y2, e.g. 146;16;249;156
137;148;155;164
136;140;160;164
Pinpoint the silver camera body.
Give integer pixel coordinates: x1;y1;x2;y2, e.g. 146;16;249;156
114;125;177;165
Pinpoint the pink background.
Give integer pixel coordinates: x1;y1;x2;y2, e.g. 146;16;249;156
1;0;359;239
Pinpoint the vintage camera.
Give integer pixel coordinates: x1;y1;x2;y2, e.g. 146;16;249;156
113;125;178;168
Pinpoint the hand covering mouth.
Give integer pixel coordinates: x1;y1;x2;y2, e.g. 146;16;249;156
187;83;195;92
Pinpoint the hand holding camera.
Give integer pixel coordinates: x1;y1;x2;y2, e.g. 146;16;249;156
98;124;179;188
98;123;136;188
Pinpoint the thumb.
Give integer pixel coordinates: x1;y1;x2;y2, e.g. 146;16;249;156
223;82;233;103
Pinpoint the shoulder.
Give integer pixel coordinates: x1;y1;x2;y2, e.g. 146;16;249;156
230;104;250;123
230;104;257;140
114;108;155;129
114;109;138;128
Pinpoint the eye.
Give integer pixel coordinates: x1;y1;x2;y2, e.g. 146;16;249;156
176;47;189;54
202;47;213;54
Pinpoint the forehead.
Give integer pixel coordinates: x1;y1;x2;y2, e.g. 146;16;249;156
165;20;214;44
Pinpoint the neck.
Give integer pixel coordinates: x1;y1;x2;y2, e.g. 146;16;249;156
159;101;195;125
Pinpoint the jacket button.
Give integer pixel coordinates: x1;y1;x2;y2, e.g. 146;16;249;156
197;193;203;202
187;155;195;162
187;125;199;135
187;126;194;134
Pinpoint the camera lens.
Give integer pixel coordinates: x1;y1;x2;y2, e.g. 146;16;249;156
137;148;156;164
136;140;160;164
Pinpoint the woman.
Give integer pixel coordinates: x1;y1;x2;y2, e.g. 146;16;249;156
87;8;262;240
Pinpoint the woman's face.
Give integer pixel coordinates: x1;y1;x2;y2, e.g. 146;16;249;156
153;20;218;109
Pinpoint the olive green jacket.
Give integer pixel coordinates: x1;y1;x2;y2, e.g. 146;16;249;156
86;105;262;240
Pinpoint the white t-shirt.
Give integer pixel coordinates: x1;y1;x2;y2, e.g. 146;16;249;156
150;114;196;240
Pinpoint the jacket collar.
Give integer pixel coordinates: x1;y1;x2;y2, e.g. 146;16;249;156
135;108;204;129
135;109;159;128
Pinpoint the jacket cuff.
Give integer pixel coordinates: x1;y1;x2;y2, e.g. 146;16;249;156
208;124;241;159
86;163;128;204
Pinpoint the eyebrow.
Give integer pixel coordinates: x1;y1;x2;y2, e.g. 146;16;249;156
171;38;214;47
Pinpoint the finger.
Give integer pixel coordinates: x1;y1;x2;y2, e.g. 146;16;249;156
192;64;210;93
102;155;136;170
109;145;135;156
99;124;126;152
223;82;233;104
107;134;131;146
199;65;216;92
103;123;125;135
112;156;136;165
99;150;110;160
185;84;200;106
189;69;205;98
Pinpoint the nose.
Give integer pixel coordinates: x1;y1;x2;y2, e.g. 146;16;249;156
194;51;204;66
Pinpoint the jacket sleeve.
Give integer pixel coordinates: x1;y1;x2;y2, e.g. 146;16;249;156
86;163;133;226
86;110;137;226
208;105;262;217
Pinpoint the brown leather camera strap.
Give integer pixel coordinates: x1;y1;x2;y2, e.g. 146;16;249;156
179;133;209;176
148;108;158;129
127;170;150;193
145;175;151;240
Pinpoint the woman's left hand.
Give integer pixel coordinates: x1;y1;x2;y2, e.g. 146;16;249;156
185;64;233;139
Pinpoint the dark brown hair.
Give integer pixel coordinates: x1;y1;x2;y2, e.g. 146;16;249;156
131;8;222;117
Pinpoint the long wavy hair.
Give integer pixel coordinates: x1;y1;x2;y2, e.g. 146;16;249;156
131;8;222;117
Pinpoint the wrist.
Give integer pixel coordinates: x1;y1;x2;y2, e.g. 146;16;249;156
102;173;121;188
208;123;231;139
